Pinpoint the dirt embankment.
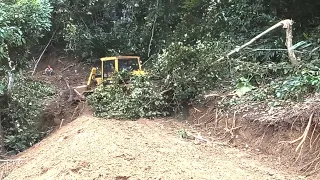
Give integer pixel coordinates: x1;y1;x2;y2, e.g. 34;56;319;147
0;116;307;180
189;95;320;178
30;53;92;129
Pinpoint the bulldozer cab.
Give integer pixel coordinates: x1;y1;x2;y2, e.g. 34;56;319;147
88;56;144;87
74;56;145;100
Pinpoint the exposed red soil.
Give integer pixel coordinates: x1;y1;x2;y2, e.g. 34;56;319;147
0;116;306;180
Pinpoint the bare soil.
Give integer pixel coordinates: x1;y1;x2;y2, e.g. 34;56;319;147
31;53;92;128
188;104;320;179
0;115;308;180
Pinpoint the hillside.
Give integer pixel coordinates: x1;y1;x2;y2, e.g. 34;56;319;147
1;115;308;180
2;1;320;179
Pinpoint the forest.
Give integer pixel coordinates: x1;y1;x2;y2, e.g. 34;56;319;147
1;0;320;173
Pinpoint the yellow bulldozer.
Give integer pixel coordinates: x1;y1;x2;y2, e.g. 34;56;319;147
74;56;146;100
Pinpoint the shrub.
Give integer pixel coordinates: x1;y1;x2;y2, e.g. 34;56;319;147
88;73;169;119
1;76;55;154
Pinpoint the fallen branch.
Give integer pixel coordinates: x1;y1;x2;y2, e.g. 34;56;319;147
0;158;26;162
186;131;210;143
32;31;56;76
70;105;79;121
216;19;298;66
204;93;235;99
62;77;73;102
62;64;75;72
59;119;65;129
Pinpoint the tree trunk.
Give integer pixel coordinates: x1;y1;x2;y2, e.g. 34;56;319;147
285;21;299;66
181;101;190;120
0;124;5;156
0;110;6;156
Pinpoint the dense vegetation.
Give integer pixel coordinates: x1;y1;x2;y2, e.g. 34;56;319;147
1;0;320;154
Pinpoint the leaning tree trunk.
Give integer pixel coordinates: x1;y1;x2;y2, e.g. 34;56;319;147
217;19;299;66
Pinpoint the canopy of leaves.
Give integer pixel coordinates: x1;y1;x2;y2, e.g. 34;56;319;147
0;0;52;73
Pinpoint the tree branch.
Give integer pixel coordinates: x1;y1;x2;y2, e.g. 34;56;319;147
217;19;298;66
147;0;159;58
31;31;56;76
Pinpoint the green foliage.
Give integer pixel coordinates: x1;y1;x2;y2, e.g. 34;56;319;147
88;72;169;119
235;77;255;97
1;76;55;154
273;70;320;101
0;0;53;154
228;68;320;109
88;41;232;119
152;42;225;104
0;0;52;73
0;82;4;95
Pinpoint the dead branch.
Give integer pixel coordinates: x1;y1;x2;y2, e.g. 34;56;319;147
32;31;56;76
216;19;298;66
198;107;214;125
223;112;242;138
62;64;75;72
185;131;210;143
70;105;80;121
59;119;65;129
62;77;73;102
204;93;235;99
0;158;26;162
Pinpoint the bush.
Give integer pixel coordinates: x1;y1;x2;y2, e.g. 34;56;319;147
273;70;320;101
1;76;55;154
88;73;169;119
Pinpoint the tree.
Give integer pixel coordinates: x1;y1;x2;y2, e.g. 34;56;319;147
0;0;53;155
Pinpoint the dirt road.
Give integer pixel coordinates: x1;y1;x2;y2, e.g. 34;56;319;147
2;116;307;180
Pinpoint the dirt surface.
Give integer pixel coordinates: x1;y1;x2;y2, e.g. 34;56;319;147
31;53;92;128
2;115;310;180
